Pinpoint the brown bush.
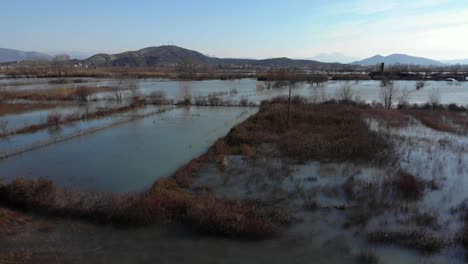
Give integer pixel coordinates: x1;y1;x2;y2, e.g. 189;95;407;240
391;170;425;201
355;251;379;264
0;208;31;235
0;103;55;116
0;86;112;101
407;110;456;133
46;112;62;127
363;109;411;128
74;86;91;102
367;229;446;253
0;250;33;264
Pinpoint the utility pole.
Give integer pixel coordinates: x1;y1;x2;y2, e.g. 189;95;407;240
287;84;291;129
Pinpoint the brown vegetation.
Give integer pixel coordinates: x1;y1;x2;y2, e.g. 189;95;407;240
364;106;468;135
0;103;56;116
367;229;447;253
355;251;380;264
0;208;31;235
224;99;393;164
391;170;425;201
0;177;278;238
0;250;33;264
0;86;114;102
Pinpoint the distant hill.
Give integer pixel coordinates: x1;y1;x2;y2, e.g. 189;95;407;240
0;48;51;63
83;45;347;69
353;54;444;66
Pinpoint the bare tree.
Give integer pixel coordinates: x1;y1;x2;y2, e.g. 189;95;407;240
128;78;139;97
379;80;398;109
397;87;413;108
0;119;8;135
46;112;62;127
336;81;354;102
428;88;441;108
52;54;71;77
176;58;197;79
74;86;91;102
416;81;426;90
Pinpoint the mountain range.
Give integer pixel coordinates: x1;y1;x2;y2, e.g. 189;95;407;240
0;48;51;63
82;45;346;69
352;54;445;66
1;46;468;67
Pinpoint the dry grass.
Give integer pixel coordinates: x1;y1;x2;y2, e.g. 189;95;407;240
0;208;31;235
355;251;380;264
0;103;56;116
0;250;33;264
0;177;278;238
0;86;113;102
364;106;468;135
367;229;447;253
224;99;393;164
406;110;456;133
362;108;411;128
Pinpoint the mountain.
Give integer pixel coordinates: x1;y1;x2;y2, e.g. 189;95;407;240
82;45;348;69
440;59;468;65
0;48;51;63
309;53;360;64
84;46;214;67
353;54;444;66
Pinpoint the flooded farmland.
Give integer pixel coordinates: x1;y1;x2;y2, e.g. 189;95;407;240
1;77;468;263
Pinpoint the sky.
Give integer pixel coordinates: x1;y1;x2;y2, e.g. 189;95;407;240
1;0;468;61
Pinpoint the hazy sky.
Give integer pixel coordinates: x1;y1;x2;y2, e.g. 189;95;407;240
1;0;468;60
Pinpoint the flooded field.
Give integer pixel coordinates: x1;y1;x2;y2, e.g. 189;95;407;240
0;106;257;192
1;77;468;263
2;78;468;105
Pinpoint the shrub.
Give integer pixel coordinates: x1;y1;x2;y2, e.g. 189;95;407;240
367;229;446;253
208;95;222;106
148;91;167;105
178;96;192;106
355;251;379;264
74;86;91;102
391;170;425;200
46;112;62;127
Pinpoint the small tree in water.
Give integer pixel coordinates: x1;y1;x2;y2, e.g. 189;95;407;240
379;79;398;109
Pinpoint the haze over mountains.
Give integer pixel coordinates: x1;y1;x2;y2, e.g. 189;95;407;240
1;46;468;67
0;48;51;63
309;53;360;64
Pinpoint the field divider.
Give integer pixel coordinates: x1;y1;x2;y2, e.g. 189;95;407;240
0;106;175;160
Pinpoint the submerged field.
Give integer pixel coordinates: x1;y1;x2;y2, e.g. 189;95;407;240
1;77;468;263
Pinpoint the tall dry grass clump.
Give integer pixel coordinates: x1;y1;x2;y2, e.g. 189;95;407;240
0;177;277;238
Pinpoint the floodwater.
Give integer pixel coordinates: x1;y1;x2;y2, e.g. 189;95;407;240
1;79;467;139
2;78;468;105
0;106;257;193
185;119;468;263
